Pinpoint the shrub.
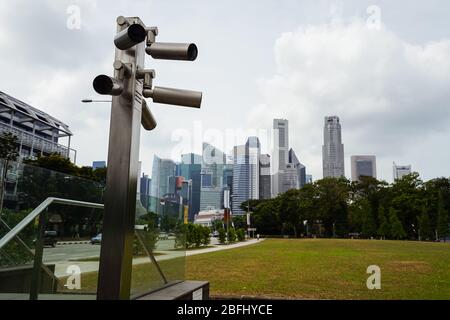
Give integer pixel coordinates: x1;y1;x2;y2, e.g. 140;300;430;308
201;225;211;246
228;228;237;243
218;227;226;244
236;228;246;242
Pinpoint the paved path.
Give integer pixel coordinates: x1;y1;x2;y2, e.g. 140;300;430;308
52;239;264;277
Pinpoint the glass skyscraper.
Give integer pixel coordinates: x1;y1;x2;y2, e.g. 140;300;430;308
272;119;289;197
322;116;345;178
232;137;261;215
150;155;176;213
200;143;227;211
179;153;202;221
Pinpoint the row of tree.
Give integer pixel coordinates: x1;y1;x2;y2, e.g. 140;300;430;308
244;174;450;241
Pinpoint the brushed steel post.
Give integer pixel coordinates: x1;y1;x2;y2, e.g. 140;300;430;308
96;17;146;300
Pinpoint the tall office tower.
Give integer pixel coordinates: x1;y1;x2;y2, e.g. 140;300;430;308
231;137;261;215
200;143;227;211
288;148;307;189
179;153;202;221
259;154;271;200
150;155;176;213
393;163;412;181
282;163;299;192
247;137;261;200
272;119;289;197
92;161;106;170
351;155;377;182
322;116;345;178
140;173;151;211
232;145;247;215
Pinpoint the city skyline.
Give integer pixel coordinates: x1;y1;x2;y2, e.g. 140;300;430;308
2;1;450;183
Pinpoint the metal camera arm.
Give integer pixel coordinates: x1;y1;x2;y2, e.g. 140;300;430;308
93;16;203;300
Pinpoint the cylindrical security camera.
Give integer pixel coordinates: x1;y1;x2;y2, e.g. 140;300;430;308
93;75;124;96
144;86;202;108
146;43;198;61
114;23;147;50
141;100;157;131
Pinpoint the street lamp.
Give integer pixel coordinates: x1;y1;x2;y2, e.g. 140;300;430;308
81;99;112;103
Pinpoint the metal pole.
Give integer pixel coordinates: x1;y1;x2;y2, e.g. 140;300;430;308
30;208;47;300
97;17;146;300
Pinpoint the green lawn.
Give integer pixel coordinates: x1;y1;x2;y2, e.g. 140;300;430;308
185;239;450;300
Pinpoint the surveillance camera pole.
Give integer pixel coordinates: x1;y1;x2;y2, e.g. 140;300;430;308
94;16;202;300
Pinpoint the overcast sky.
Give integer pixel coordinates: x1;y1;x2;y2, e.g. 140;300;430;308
1;0;450;182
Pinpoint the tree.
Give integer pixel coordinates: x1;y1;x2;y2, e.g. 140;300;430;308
218;227;226;244
418;208;433;241
389;208;406;240
377;206;390;239
315;177;350;237
232;215;247;230
361;207;377;238
251;198;281;235
236;228;246;242
0;132;19;215
201;225;211;246
228;228;237;243
437;191;449;241
390;173;424;239
279;189;303;238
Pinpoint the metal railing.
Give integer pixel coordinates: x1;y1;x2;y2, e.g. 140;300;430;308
0;197;104;250
0;197;104;300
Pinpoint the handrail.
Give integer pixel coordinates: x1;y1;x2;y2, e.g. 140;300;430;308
0;217;60;285
0;197;104;250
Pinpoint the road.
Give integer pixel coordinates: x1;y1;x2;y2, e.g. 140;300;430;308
42;237;240;277
43;243;101;263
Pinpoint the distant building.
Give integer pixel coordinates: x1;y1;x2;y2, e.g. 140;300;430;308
92;161;106;170
259;154;271;200
179;153;202;221
306;175;313;184
393;163;412;181
200;143;227;211
150;155;176;213
232;137;261;215
323;116;345;178
140;173;151;211
272;119;289;197
288;148;307;189
351;155;377;182
194;209;224;227
282;163;299;192
0;90;75;161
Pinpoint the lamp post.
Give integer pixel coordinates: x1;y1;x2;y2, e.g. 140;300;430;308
81;99;112;103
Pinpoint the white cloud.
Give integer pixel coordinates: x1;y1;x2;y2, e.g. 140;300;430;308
249;18;450;182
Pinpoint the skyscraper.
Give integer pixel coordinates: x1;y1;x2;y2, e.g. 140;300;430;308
92;161;106;170
231;137;261;215
150;155;176;213
393;163;412;181
282;163;299;192
322;116;345;178
351;155;377;182
259;154;271;200
200;143;227;211
272;119;289;197
180;153;202;221
140;173;151;211
288;148;307;189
